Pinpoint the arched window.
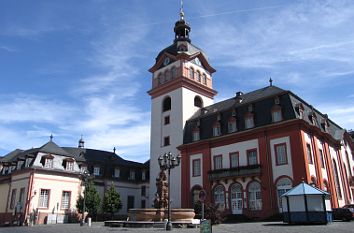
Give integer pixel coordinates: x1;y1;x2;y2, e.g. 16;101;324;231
343;164;351;199
189;68;194;80
202;73;207;85
191;186;202;212
163;97;171;112
230;183;243;214
165;70;171;82
158;73;163;85
196;71;201;82
276;177;292;211
332;159;342;199
171;67;177;79
248;181;262;210
194;96;203;108
213;185;225;210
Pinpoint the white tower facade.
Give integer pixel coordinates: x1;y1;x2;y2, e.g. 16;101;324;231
148;9;217;208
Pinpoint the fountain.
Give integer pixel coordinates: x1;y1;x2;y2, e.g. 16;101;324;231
105;154;196;228
128;169;195;223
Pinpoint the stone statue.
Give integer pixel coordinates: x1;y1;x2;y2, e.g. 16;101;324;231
153;169;169;209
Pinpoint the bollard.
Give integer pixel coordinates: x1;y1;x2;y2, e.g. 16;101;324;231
88;217;91;227
164;219;168;230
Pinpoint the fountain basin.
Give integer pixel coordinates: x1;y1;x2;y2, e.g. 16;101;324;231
128;208;195;222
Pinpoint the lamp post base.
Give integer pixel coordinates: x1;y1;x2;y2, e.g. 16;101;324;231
166;221;172;231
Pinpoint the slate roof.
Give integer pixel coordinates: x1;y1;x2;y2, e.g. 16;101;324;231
39;141;71;157
62;147;148;168
0;149;23;163
189;85;286;120
0;141;148;170
282;182;330;197
155;41;208;63
183;85;345;144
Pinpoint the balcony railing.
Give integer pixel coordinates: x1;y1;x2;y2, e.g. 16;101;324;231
208;164;261;181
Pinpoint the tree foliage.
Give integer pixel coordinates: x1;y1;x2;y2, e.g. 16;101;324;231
76;179;101;217
102;183;122;219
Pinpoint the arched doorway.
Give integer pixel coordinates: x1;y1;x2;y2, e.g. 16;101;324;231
230;183;243;214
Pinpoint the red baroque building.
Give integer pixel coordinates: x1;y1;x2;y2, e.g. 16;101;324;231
179;86;354;219
148;7;354;219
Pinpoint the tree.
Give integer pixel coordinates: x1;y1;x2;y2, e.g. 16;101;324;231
102;183;122;219
76;179;101;219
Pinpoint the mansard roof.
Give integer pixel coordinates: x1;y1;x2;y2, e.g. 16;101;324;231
183;85;345;144
62;147;148;168
39;141;71;157
0;149;23;163
0;142;148;170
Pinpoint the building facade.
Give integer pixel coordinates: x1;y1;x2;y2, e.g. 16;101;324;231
148;8;354;219
0;138;149;225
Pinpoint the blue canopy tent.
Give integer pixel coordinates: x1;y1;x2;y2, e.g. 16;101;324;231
281;182;332;224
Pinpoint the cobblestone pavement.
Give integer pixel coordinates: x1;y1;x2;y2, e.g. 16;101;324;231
0;221;353;233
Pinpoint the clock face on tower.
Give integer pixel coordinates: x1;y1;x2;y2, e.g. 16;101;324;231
163;57;170;66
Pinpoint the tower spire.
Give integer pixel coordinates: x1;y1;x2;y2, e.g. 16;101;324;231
180;0;184;20
174;0;191;43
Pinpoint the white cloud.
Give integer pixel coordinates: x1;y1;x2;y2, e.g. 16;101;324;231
317;104;354;130
0;95;76;124
0;45;17;53
194;1;354;73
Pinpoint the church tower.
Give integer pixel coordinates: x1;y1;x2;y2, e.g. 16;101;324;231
148;5;217;207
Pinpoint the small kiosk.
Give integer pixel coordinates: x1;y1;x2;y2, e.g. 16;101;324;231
281;182;332;224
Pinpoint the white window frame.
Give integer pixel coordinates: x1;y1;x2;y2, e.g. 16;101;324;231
129;170;135;180
248;182;262;210
272;109;282;122
114;168;120;178
93;166;100;176
39;189;50;208
192;130;200;141
192;159;201;177
245;116;254;129
66;161;74;171
44;158;53;168
214;185;225;210
61;191;71;209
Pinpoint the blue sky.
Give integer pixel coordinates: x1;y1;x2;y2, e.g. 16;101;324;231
1;0;353;162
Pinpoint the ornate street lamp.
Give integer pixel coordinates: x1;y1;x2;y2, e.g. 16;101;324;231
158;152;181;231
80;169;90;226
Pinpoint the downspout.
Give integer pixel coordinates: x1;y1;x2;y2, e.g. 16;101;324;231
5;175;12;213
25;171;34;223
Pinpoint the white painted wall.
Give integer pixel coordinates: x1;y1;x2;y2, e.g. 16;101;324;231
210;139;259;169
30;173;81;215
149;86;214;208
329;146;345;207
303;132;317;180
32;152;80;172
270;136;293;182
316;139;328;181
